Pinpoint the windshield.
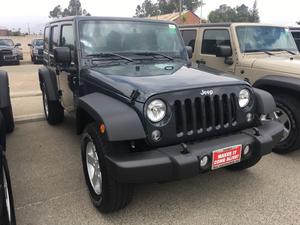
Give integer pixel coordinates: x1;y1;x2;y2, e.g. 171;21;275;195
0;39;14;47
79;20;186;59
236;26;298;53
33;39;44;46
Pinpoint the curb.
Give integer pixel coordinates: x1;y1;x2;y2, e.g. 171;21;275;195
14;113;45;124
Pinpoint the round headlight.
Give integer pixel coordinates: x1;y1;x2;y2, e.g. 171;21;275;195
147;100;166;123
239;89;250;108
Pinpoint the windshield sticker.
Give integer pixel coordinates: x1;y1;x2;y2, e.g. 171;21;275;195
169;24;176;29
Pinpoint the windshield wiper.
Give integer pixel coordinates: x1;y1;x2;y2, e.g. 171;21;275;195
86;52;134;62
244;49;274;55
133;52;174;61
270;49;296;55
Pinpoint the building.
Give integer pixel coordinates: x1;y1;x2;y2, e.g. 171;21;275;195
149;10;206;25
0;26;9;36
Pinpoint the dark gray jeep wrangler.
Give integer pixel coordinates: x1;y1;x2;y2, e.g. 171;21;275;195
39;16;283;213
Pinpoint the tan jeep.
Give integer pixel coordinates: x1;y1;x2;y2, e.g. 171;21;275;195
180;23;300;154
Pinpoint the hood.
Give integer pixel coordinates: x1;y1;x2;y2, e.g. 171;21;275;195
83;64;247;103
34;46;44;50
0;46;14;50
242;54;300;75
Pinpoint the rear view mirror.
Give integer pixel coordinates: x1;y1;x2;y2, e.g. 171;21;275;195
54;47;71;64
186;46;193;59
215;45;232;57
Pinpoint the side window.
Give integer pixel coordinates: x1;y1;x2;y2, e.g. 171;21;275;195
44;27;50;50
201;29;231;55
181;30;197;52
291;31;300;50
50;25;59;51
61;25;75;50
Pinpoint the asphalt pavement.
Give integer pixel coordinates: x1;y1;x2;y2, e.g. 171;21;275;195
2;58;300;225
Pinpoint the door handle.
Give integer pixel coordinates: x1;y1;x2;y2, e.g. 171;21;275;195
196;59;206;65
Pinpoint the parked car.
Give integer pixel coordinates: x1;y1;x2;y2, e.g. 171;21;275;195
40;16;283;213
0;39;22;66
180;23;300;154
0;70;16;225
28;39;44;64
289;27;300;51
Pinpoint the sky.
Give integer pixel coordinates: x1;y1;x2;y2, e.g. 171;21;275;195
0;0;299;33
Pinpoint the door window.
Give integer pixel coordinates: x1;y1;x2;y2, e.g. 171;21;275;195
201;29;231;55
50;26;59;51
181;30;197;52
61;25;75;50
44;27;50;50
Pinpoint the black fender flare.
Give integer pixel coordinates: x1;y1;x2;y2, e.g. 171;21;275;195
0;70;11;109
38;66;59;101
253;75;300;94
253;88;276;115
77;93;146;142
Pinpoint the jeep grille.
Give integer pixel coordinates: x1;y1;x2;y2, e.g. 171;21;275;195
174;94;237;137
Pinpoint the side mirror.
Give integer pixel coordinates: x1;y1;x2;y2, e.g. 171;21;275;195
215;45;232;57
186;46;193;59
15;43;21;47
28;44;32;47
54;47;71;64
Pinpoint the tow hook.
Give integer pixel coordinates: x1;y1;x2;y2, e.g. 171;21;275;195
253;127;261;136
180;143;189;154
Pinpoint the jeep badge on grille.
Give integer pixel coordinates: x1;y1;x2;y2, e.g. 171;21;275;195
200;90;214;96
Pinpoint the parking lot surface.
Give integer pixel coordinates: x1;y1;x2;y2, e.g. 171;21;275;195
3;62;300;225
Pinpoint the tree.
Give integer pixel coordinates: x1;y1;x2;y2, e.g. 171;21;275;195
49;0;91;19
208;1;259;23
135;0;202;17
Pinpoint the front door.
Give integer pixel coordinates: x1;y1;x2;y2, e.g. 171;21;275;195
58;24;76;113
195;28;236;74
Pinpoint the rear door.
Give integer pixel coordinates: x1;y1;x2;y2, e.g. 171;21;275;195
195;28;236;73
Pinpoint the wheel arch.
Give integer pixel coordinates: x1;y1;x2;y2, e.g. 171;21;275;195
253;75;300;98
76;93;146;142
38;66;59;101
0;70;11;109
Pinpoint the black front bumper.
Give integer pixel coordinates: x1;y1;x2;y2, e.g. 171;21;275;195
106;121;283;183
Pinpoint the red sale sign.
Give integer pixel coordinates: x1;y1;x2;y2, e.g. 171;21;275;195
211;145;242;170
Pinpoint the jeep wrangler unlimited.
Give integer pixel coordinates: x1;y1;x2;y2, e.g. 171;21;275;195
180;23;300;154
0;75;16;225
40;17;283;213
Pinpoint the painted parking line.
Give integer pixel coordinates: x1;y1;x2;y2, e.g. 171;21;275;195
14;113;45;124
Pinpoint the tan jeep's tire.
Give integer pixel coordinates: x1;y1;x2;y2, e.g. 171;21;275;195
81;123;133;213
272;94;300;154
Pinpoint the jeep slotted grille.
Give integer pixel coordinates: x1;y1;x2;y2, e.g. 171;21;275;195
174;94;237;137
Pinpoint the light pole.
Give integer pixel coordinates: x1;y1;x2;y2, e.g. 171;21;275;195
179;0;182;22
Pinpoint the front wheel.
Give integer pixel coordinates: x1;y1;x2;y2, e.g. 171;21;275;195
272;94;300;154
81;123;133;213
42;83;64;125
1;155;16;225
0;106;14;133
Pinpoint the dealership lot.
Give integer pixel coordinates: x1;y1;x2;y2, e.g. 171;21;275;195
2;61;300;225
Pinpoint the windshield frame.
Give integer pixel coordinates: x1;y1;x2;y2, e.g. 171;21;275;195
77;18;188;61
235;25;298;54
0;39;15;47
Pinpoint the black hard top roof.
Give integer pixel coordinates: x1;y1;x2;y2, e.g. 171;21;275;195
46;16;176;26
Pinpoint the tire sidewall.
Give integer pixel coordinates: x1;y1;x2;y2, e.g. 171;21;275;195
2;155;16;225
81;124;108;208
274;95;300;152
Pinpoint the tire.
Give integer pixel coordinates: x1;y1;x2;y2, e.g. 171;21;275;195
227;150;262;171
42;83;64;125
81;123;133;213
272;94;300;154
0;154;16;225
0;106;14;134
